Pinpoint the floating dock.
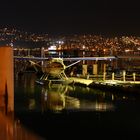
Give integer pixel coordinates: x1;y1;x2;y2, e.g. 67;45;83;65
69;77;140;95
89;80;140;95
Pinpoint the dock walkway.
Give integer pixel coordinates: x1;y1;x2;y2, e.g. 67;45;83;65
69;77;140;94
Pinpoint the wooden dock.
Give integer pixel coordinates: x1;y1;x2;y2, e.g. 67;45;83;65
89;80;140;94
69;76;140;95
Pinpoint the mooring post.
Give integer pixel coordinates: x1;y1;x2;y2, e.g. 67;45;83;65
123;70;126;82
133;72;136;82
82;64;87;77
103;72;106;81
112;72;115;81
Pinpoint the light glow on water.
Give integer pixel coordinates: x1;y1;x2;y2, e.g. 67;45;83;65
15;74;117;112
14;73;140;139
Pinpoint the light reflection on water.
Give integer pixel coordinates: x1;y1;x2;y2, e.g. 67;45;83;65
15;73;117;112
14;73;140;139
41;84;115;112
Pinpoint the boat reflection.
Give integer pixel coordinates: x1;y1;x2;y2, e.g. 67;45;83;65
41;84;115;112
41;84;80;112
79;101;115;111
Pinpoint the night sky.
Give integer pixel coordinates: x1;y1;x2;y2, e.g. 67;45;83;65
1;0;140;36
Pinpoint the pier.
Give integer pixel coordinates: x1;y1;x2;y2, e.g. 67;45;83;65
1;46;140;139
68;71;140;94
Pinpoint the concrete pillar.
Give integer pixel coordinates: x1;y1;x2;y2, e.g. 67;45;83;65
93;64;98;75
0;46;14;113
82;64;87;76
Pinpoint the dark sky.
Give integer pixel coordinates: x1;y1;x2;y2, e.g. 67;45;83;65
1;0;140;36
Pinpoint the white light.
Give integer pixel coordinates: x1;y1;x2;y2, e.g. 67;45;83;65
48;45;56;50
82;45;85;49
56;41;64;44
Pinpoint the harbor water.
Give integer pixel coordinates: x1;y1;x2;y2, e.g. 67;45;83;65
14;73;140;140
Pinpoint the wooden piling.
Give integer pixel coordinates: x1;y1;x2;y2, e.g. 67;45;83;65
0;46;14;113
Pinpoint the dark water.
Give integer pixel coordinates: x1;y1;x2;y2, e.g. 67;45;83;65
14;73;140;140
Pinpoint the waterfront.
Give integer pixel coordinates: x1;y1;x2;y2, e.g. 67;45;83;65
14;73;140;139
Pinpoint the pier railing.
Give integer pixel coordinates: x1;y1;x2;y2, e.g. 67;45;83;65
87;72;140;82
